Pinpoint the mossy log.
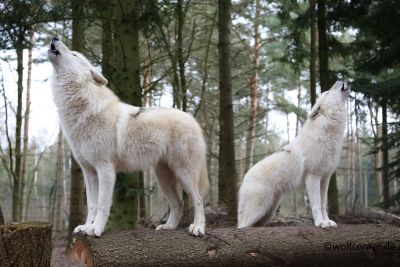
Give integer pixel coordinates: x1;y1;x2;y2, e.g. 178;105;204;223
0;222;52;266
67;224;400;266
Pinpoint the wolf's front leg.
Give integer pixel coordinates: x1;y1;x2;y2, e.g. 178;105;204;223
306;175;326;228
80;165;116;237
73;165;99;234
320;175;337;228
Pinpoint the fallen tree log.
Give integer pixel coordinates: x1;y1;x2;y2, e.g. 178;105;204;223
67;224;400;266
0;222;52;266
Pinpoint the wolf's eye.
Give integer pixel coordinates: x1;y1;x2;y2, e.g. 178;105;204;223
72;53;77;57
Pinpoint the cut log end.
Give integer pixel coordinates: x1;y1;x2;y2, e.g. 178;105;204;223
66;233;95;267
0;222;52;267
67;224;400;266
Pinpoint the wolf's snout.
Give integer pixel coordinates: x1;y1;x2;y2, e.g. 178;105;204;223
49;38;60;56
341;82;347;92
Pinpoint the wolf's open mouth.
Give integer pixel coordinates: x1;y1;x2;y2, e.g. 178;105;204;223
50;43;60;56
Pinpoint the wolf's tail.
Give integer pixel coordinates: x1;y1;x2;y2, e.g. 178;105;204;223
198;161;209;197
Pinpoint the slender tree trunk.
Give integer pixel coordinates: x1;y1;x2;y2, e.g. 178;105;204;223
355;104;363;207
317;0;339;214
345;100;352;211
368;101;383;201
264;83;270;154
52;129;64;236
177;0;187;112
12;36;24;222
309;0;317;107
143;38;153;108
218;0;237;219
317;0;328;91
0;205;4;225
381;98;390;208
244;0;260;173
20;29;35;222
364;167;368;208
292;84;302;214
68;0;86;238
351;108;356;207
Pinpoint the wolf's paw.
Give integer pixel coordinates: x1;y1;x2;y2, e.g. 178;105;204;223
156;224;176;231
315;220;337;229
326;219;337;228
73;224;90;234
188;223;205;236
73;223;104;237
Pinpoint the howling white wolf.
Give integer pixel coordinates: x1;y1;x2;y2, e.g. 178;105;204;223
238;81;350;228
48;38;208;237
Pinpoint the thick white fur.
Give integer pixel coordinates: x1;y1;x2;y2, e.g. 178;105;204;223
238;81;350;228
48;40;209;237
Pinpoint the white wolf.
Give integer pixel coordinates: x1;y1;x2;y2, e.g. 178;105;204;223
48;38;208;237
238;81;350;228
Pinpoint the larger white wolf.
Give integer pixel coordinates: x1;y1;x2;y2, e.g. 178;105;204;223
48;38;208;237
238;81;350;228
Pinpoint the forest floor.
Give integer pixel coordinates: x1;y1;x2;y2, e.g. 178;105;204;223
51;208;400;266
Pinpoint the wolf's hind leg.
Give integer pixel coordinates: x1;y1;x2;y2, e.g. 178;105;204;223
154;162;183;231
174;168;205;236
237;185;279;228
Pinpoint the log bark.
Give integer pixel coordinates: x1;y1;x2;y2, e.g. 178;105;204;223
67;224;400;267
0;222;52;266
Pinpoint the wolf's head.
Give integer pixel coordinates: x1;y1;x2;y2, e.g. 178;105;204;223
309;81;350;122
48;37;108;86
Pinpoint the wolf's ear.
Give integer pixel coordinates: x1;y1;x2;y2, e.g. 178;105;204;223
90;69;108;86
309;105;321;120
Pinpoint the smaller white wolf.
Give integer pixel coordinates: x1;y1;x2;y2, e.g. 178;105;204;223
238;81;350;228
48;38;208;237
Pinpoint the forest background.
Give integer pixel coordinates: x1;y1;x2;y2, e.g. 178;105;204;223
0;0;399;237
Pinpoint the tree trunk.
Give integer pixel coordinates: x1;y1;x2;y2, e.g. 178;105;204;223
68;156;85;239
218;0;237;219
108;0;142;229
264;83;270;154
244;0;260;173
12;36;24;223
381;98;390;208
52;129;64;236
177;0;191;221
375;124;383;196
345;100;352;212
67;224;400;267
0;205;4;225
0;222;52;266
142;38;153;219
317;0;339;214
20;29;35;222
68;0;86;239
100;0;113;81
177;0;187;112
355;103;363;207
309;0;317;107
317;0;328;92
